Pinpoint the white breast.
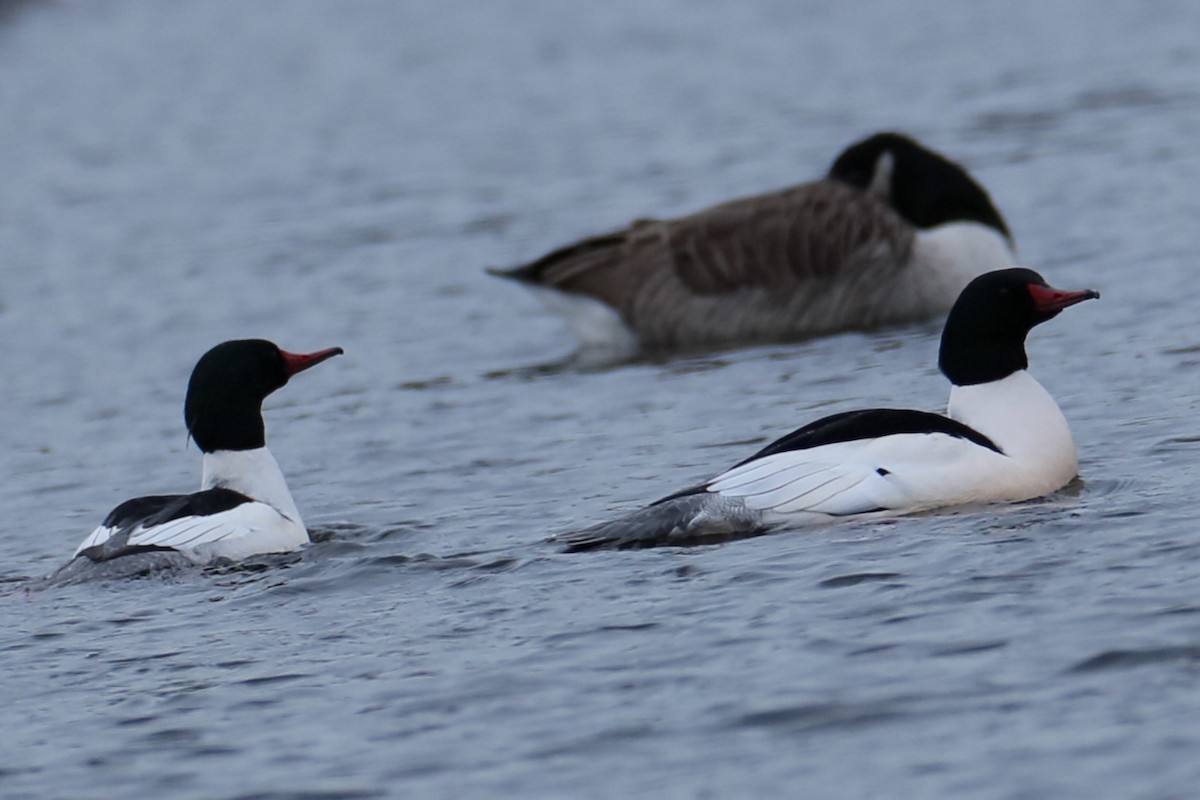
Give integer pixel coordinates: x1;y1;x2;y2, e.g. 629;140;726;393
946;370;1079;499
201;447;304;530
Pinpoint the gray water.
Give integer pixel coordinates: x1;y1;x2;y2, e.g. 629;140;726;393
2;1;1200;797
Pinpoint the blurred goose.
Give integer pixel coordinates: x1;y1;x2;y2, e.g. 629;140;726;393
51;339;343;581
556;268;1097;550
491;132;1014;354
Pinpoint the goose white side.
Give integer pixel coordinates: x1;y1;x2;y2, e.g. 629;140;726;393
893;222;1016;323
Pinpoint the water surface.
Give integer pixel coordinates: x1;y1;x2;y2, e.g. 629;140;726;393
2;1;1200;798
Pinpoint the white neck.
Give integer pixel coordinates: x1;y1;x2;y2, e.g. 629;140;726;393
201;447;304;529
947;370;1078;492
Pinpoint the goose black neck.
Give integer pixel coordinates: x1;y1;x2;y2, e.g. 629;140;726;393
829;132;1011;239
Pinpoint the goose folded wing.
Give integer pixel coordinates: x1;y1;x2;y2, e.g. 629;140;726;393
665;183;914;294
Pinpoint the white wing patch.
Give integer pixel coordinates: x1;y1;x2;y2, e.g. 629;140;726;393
707;433;1015;519
73;525;113;556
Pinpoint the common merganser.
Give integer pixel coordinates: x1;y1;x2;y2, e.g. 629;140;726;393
490;132;1015;356
51;339;343;581
557;268;1097;551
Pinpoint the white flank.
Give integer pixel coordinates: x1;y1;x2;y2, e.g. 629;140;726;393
527;285;640;356
705;370;1077;526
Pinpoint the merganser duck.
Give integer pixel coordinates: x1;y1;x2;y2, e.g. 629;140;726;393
490;132;1015;356
51;339;343;581
557;268;1097;551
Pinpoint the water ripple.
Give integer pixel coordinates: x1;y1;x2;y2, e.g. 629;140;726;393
4;2;1200;799
819;572;904;589
1069;645;1200;672
731;700;908;733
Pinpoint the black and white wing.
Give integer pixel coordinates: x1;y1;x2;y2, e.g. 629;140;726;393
558;408;1008;550
73;488;262;563
705;409;1005;517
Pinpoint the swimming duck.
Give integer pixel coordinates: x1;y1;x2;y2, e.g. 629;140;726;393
52;339;343;580
557;268;1096;550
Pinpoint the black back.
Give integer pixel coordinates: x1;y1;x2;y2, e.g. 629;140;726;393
100;487;254;530
184;339;291;453
828;132;1011;239
938;267;1062;386
735;408;1002;466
